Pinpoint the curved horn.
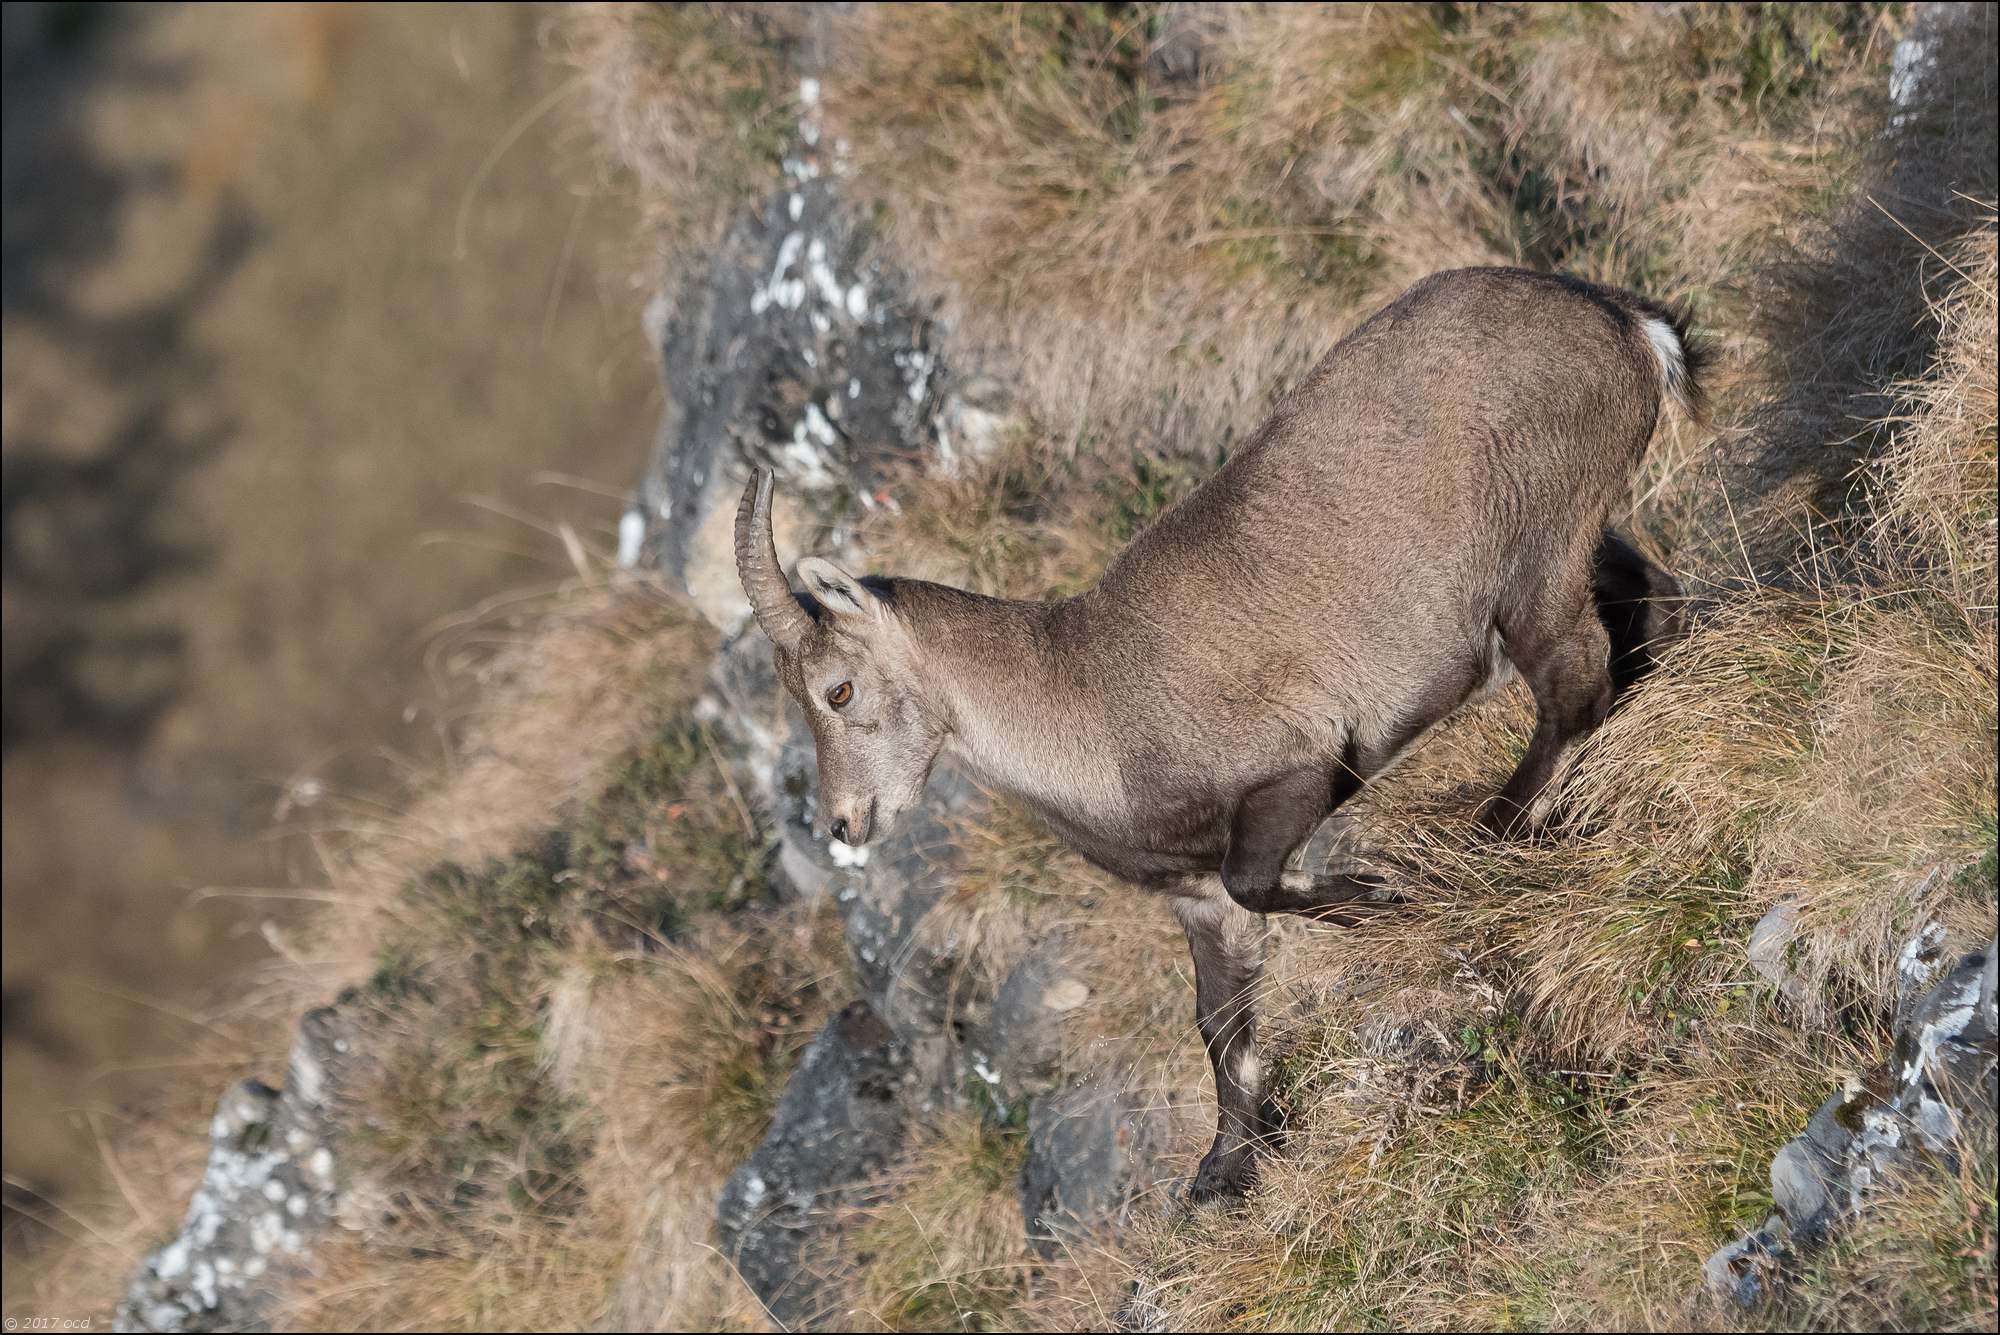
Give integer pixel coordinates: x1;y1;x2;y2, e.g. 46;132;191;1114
734;470;811;650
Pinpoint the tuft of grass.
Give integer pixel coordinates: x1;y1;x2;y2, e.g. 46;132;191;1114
1869;218;2000;622
569;719;767;944
841;1111;1037;1332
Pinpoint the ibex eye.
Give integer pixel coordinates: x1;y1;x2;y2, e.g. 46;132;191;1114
827;681;853;709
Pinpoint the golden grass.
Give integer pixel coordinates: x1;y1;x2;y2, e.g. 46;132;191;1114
822;3;1891;466
837;1112;1037;1331
1118;208;1999;1334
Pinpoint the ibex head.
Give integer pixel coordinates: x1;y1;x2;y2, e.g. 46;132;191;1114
734;471;944;847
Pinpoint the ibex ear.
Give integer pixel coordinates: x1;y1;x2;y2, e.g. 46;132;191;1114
795;556;888;629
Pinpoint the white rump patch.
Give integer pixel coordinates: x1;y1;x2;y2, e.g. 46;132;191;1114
1639;315;1692;414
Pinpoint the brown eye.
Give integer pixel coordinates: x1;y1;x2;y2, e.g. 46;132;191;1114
826;681;853;709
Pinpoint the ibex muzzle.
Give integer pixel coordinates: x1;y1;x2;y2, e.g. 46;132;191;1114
736;267;1703;1201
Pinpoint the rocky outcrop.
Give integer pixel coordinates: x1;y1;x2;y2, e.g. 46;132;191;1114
715;1001;913;1329
1703;934;1999;1309
591;32;1170;1328
1019;1079;1168;1258
615;67;1011;636
116;1009;353;1333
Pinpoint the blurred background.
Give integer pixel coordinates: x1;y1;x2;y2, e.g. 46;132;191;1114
3;0;654;1234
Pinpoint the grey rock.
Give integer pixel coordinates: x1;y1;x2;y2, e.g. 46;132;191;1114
829;768;983;1046
716;1000;912;1329
1019;1078;1167;1258
117;1008;352;1332
1893;938;1996;1143
971;936;1090;1111
625;128;947;632
1701;1217;1789;1310
932;375;1019;476
1703;935;1998;1308
1747;900;1810;1006
1770;1092;1853;1242
1146;3;1231;85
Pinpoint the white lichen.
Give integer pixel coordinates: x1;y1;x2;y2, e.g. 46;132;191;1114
616;507;645;568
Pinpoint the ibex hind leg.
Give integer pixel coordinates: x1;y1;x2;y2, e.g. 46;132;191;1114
1478;592;1614;837
1592;527;1687;702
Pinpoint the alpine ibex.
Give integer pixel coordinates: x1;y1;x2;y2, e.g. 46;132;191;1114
735;267;1701;1200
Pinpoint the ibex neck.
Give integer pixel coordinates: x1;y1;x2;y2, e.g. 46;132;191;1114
887;579;1129;822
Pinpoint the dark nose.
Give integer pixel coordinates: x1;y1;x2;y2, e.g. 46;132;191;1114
829;817;850;844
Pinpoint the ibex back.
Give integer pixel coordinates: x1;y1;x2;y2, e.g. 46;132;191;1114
735;267;1702;1201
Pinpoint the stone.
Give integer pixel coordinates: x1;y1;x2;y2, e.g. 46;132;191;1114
1702;935;1998;1309
625;148;948;634
1746;899;1810;1007
1145;3;1232;85
827;768;983;1047
1896;918;1950;1017
715;1000;912;1329
932;376;1019;476
1019;1078;1167;1258
970;938;1088;1111
1701;1217;1789;1310
117;1007;353;1332
1769;1095;1848;1242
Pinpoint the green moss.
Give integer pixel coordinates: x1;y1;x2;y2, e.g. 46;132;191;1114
569;720;766;932
350;835;592;1220
356;1001;588;1220
405;834;572;962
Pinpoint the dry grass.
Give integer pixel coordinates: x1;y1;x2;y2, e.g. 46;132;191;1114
837;1112;1036;1331
1869;220;2000;618
557;2;799;280
1119;188;1998;1335
303;582;716;984
822;3;1891;465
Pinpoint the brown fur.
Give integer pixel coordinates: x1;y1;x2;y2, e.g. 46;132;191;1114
737;267;1698;1200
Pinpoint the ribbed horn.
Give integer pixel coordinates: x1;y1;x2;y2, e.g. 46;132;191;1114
734;470;811;650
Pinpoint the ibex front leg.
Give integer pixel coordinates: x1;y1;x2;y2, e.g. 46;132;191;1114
1172;890;1278;1203
1221;766;1389;918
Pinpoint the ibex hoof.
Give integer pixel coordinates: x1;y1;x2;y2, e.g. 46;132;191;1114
1184;1146;1257;1206
1476;794;1533;840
